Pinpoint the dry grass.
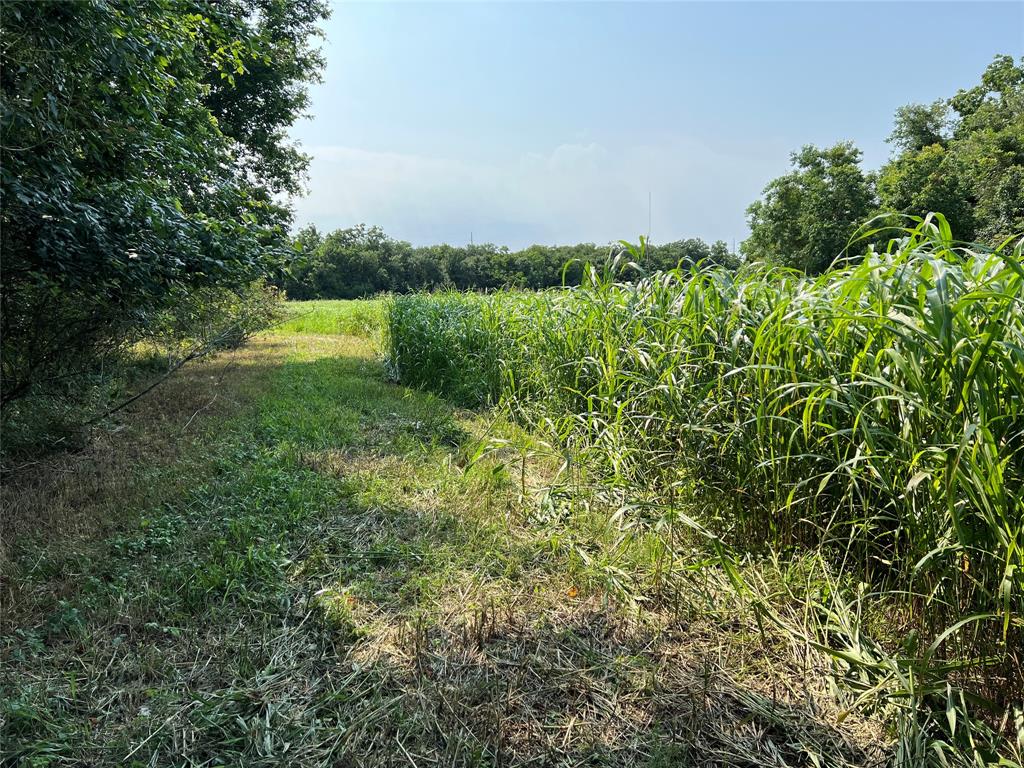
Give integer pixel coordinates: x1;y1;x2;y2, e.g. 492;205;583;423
0;338;290;616
1;338;292;538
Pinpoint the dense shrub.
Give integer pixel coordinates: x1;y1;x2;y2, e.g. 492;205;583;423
0;0;326;417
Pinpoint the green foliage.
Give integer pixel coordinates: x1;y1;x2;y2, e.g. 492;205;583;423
149;280;286;352
1;281;283;458
279;224;738;298
384;293;509;406
0;0;328;409
746;55;1024;274
878;55;1024;245
876;144;976;239
313;225;405;298
742;142;878;274
888;100;950;153
386;218;1024;761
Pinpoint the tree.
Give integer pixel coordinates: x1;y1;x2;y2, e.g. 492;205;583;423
309;225;412;299
876;144;976;239
280;225;324;300
878;55;1024;244
742;143;877;274
648;239;739;272
0;0;328;407
277;223;739;299
888;101;950;153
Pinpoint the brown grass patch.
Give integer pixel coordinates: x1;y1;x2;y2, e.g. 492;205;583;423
0;337;292;574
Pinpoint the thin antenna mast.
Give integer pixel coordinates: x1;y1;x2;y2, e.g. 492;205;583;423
647;191;652;269
647;191;652;242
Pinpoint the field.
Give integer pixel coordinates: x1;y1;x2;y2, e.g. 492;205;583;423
1;301;887;767
272;299;385;338
6;4;1020;765
1;223;1021;766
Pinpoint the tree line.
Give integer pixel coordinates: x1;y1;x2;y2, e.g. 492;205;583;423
742;54;1023;274
283;52;1022;298
1;0;328;443
279;225;738;299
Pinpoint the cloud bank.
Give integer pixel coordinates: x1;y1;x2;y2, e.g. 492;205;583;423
291;137;785;248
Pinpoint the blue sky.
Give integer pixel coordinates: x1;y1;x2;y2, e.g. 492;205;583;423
289;1;1023;248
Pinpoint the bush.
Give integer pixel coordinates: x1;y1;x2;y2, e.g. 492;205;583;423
0;0;326;410
149;281;286;354
1;281;283;459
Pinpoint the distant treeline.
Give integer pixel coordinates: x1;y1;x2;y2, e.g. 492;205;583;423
283;54;1024;298
279;225;739;299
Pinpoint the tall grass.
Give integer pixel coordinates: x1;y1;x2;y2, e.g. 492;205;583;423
385;217;1024;763
274;299;384;338
385;293;507;406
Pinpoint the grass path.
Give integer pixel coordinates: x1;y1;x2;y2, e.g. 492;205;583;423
2;328;884;767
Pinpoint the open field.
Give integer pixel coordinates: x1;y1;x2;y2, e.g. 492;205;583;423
5;4;1020;765
272;299;385;338
3;222;1022;766
2;310;889;767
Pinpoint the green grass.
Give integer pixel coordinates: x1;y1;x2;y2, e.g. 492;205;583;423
2;307;890;766
2;331;524;765
273;298;384;337
384;218;1024;765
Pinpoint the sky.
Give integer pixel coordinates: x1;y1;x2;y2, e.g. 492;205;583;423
289;1;1023;249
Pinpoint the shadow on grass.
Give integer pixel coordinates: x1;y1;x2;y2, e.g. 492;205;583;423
1;347;885;767
263;358;882;767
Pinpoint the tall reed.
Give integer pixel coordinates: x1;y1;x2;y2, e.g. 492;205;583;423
385;217;1024;762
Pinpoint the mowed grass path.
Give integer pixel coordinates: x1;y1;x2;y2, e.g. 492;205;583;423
1;304;884;767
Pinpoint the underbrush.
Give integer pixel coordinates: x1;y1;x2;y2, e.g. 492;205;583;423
385;216;1024;765
1;281;283;460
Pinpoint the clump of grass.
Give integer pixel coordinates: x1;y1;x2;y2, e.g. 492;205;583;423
385;215;1024;763
274;298;384;338
383;292;506;407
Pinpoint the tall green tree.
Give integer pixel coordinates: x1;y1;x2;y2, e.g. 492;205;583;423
277;225;740;299
311;225;403;299
742;143;877;274
0;0;328;406
878;54;1024;244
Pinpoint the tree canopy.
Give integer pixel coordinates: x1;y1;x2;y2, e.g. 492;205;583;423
1;0;328;405
278;225;738;299
741;143;877;274
744;54;1024;273
878;54;1024;245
